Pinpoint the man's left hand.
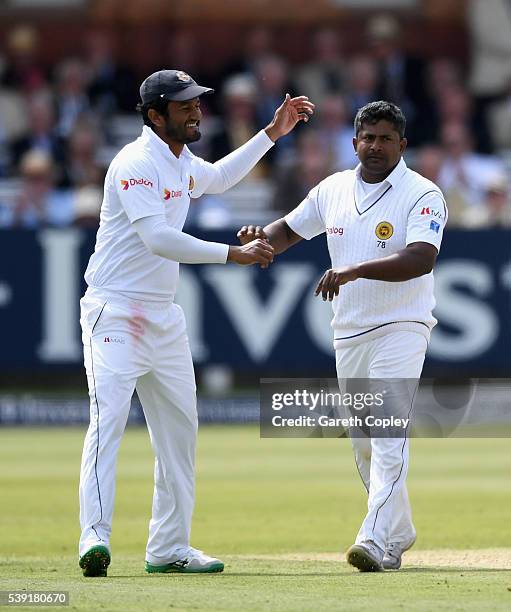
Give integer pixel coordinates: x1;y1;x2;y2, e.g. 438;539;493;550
265;94;315;141
315;266;360;301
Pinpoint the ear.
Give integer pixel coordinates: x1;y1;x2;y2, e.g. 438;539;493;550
352;136;358;153
148;108;163;128
400;137;408;155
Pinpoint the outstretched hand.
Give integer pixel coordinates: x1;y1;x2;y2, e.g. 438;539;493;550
265;94;315;141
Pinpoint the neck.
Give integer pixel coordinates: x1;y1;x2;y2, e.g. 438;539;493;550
152;126;184;158
360;160;399;184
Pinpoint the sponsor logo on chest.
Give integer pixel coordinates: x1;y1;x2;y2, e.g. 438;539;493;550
327;226;344;236
121;178;153;190
163;188;183;200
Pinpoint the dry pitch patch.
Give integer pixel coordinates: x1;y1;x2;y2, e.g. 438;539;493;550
241;548;511;570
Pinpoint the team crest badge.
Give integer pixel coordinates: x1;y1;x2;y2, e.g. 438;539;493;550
189;175;195;191
176;71;192;82
375;221;394;240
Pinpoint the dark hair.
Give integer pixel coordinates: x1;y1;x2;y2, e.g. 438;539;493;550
354;100;406;138
136;97;170;128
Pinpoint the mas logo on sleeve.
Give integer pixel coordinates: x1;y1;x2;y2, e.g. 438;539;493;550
375;221;394;240
420;206;444;220
120;178;153;190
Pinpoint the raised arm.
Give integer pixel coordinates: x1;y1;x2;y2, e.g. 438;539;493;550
192;95;315;196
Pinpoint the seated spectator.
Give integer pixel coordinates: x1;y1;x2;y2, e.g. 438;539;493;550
294;28;346;107
345;55;379;121
437;121;505;226
455;172;511;228
316;94;357;171
73;185;102;228
487;89;511;151
60;118;104;188
272;129;333;214
1;24;47;93
7;150;73;228
209;74;267;178
225;26;275;78
253;54;297;164
9;91;65;174
53;58;91;139
411;144;444;185
84;29;138;115
0;88;28;176
365;13;428;145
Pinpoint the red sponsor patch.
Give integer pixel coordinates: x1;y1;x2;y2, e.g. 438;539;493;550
164;188;182;200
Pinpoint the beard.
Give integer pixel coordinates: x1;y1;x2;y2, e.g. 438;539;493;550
164;119;201;144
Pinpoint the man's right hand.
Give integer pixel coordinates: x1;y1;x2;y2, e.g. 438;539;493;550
227;239;274;266
237;225;268;245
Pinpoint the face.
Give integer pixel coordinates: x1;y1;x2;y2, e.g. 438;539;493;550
151;97;203;145
353;119;406;181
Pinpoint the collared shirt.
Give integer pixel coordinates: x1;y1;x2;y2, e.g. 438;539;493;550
285;158;448;346
85;125;273;301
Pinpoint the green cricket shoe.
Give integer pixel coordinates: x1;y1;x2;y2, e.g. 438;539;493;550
145;548;224;574
79;545;111;577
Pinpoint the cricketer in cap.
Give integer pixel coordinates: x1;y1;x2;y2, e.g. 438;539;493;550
77;68;314;578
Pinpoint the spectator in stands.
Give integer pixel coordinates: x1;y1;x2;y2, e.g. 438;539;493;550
1;25;47;93
345;55;379;121
9;91;64;174
84;29;138;115
412;144;444;185
53;58;91;140
0;89;27;176
225;26;275;81
73;185;102;229
294;28;346;107
253;54;297;163
7;150;73;228
209;74;267;178
60;118;104;188
487;87;511;151
272;129;333;214
316;94;357;171
437;121;506;226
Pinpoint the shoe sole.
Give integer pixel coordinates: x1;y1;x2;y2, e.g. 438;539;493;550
347;545;383;572
145;561;224;574
382;537;416;570
79;545;111;577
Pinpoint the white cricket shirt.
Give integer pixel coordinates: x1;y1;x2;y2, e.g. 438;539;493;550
85;125;273;301
285;158;447;347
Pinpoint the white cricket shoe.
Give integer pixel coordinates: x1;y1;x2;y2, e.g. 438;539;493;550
382;533;416;570
346;540;384;572
145;547;224;574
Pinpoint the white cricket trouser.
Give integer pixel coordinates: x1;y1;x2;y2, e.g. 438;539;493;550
335;331;427;553
78;289;197;563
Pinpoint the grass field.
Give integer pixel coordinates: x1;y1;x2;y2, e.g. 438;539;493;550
1;426;510;611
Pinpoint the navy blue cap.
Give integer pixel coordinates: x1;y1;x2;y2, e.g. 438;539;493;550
140;69;214;104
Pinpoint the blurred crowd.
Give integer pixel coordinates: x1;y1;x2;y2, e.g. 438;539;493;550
1;3;511;230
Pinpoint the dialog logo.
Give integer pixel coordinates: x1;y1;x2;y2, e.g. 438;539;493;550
120;178;153;190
